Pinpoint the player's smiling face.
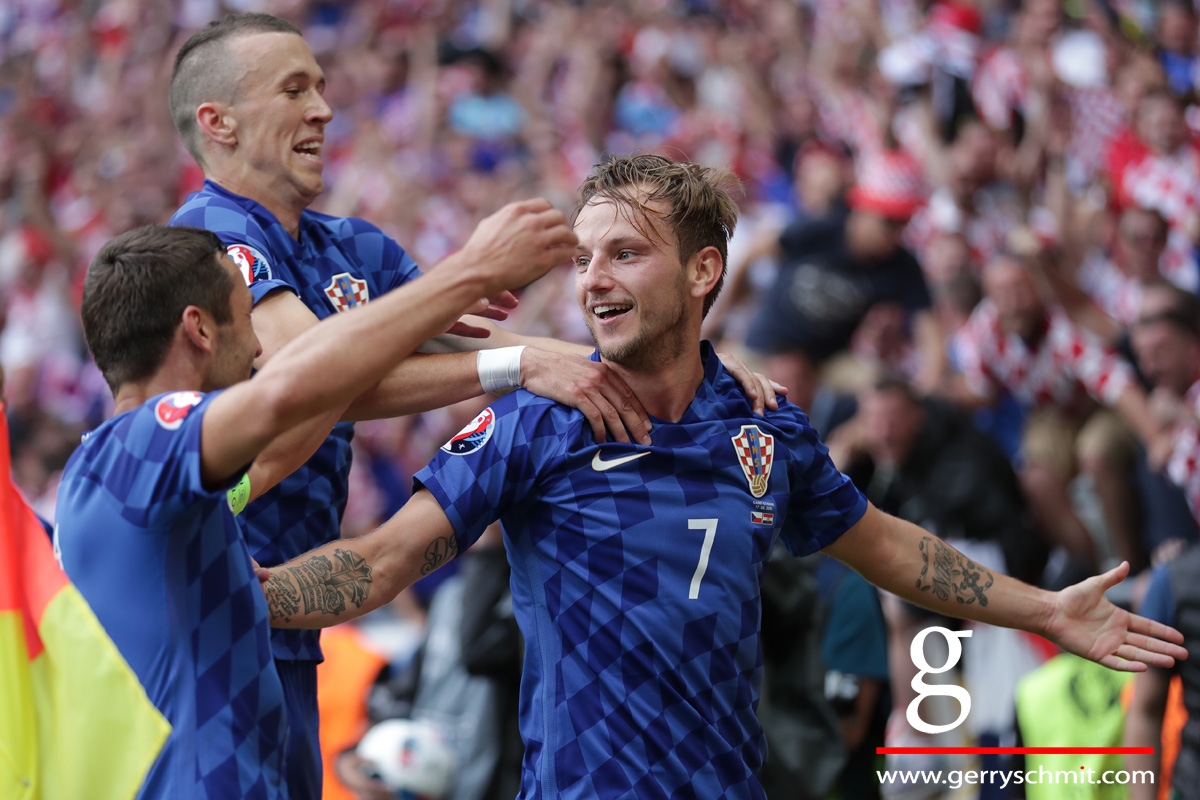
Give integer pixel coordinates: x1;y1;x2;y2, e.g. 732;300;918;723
573;196;694;370
225;32;331;212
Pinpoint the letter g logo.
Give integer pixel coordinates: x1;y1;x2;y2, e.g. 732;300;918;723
907;626;972;734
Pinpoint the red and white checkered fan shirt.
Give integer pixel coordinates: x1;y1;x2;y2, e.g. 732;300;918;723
972;46;1028;132
1166;379;1200;524
1120;147;1200;291
953;301;1135;415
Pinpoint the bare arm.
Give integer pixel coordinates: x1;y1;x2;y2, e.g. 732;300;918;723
263;490;460;627
199;200;576;487
1123;668;1169;800
823;504;1186;671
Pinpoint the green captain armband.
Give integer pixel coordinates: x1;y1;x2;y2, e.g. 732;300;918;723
227;473;252;516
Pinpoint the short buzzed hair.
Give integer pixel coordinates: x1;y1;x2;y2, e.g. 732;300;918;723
573;155;742;317
169;13;302;166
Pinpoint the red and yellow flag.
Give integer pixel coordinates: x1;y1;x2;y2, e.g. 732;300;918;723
0;409;170;799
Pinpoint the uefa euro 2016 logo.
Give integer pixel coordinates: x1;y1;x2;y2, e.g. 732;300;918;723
908;626;973;734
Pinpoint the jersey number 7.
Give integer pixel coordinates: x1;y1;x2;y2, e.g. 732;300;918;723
688;519;718;599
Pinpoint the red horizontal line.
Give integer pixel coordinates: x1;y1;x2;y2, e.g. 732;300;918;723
877;748;1153;755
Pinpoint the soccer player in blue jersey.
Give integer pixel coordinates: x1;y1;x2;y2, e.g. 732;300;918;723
54;209;575;799
259;154;1187;799
164;15;779;794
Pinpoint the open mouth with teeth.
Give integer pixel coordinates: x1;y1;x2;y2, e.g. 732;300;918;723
593;304;632;321
294;142;322;160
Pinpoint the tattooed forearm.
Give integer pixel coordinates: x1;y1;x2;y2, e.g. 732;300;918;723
263;549;374;624
264;570;302;624
915;536;994;607
420;534;458;576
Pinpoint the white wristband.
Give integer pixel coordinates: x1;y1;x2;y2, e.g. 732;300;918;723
477;346;526;393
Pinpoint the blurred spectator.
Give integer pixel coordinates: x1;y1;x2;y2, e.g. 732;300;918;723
1131;282;1200;538
745;148;936;411
947;254;1162;574
827;378;1046;769
1125;543;1200;800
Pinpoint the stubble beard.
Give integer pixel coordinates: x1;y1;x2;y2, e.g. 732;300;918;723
588;295;691;373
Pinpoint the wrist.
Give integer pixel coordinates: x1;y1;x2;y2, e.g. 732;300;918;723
477;346;526;393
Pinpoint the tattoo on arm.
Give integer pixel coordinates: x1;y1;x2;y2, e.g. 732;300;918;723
263;548;373;624
915;536;994;607
420;533;459;576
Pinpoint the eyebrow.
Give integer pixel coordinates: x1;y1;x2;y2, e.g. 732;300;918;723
278;70;326;87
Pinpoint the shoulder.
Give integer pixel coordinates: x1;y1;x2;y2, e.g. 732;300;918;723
304;211;395;249
64;391;211;483
171;189;268;240
303;212;420;276
490;389;589;446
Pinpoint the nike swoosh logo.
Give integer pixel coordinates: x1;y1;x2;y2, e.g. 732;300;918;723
591;451;651;472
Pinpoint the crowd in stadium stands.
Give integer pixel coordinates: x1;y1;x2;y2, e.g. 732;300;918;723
8;0;1200;796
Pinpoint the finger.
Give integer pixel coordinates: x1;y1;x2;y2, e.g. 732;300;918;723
489;290;520;309
1114;644;1177;669
593;394;633;444
1098;654;1148;672
756;373;779;411
530;207;569;228
770;379;789;396
1126;614;1187;646
1123;630;1189;657
598;377;652;445
514;197;554;214
541;226;580;250
445;320;492;338
1098;560;1131;591
578;398;608;443
473;305;511;322
721;358;764;415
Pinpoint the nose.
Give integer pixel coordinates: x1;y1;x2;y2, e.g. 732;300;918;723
578;255;616;295
308;91;333;125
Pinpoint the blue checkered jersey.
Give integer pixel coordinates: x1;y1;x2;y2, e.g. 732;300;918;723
170;180;421;661
54;391;287;800
415;346;868;800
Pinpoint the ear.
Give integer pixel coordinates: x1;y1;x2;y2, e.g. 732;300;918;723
688;246;724;301
196;101;238;148
180;305;219;356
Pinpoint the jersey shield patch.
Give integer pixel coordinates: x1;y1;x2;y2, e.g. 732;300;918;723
731;425;774;498
324;272;370;313
442;408;495;455
155;391;203;431
226;244;272;285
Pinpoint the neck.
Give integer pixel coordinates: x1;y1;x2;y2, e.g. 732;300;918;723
112;354;207;417
602;345;705;423
206;169;307;239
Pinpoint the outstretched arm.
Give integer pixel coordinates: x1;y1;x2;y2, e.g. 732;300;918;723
823;504;1187;671
262;490;461;628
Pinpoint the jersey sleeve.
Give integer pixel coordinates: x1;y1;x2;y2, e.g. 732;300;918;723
169;198;289;294
116;390;246;528
414;394;566;554
777;410;869;556
249;279;297;306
